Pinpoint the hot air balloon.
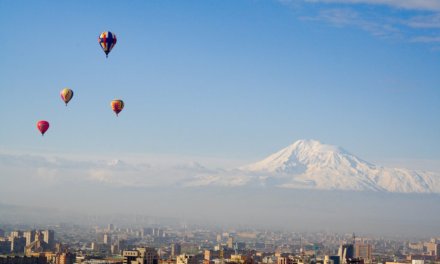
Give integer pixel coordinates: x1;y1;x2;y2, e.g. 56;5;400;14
60;88;74;106
111;99;124;116
37;120;50;136
98;31;117;58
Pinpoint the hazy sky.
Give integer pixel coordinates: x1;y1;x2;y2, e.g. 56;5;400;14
1;1;440;234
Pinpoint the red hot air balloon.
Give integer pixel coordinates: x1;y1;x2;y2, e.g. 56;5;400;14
37;120;50;136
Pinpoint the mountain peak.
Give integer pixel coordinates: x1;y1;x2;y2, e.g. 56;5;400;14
289;139;343;153
236;139;440;193
241;139;354;173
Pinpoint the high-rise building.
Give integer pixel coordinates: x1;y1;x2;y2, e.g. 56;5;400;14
338;244;354;264
10;236;26;253
204;250;219;261
91;242;99;252
41;230;54;249
24;231;51;256
123;247;159;264
0;229;5;237
0;239;11;254
103;233;111;245
172;243;182;257
9;231;23;239
354;244;372;261
227;237;234;249
152;228;164;237
111;244;119;255
23;230;36;246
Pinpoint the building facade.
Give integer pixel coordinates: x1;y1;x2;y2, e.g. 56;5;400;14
123;247;159;264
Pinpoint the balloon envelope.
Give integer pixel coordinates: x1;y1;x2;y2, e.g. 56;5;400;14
98;31;117;58
37;120;50;135
60;88;74;106
111;99;124;116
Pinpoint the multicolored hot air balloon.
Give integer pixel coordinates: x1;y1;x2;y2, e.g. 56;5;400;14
98;31;117;58
37;120;50;136
111;99;124;116
60;88;74;106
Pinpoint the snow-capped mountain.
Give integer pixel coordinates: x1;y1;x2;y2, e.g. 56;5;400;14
235;139;440;193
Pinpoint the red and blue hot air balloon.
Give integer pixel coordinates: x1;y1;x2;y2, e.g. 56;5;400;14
98;31;117;58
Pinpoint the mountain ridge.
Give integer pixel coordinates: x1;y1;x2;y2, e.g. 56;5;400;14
193;139;440;193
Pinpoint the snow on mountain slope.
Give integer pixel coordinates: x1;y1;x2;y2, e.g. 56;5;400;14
236;140;440;193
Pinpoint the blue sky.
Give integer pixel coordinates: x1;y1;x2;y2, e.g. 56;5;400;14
1;0;439;167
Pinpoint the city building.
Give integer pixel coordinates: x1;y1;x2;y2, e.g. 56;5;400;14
424;240;440;257
0;255;48;264
354;244;372;262
227;237;234;249
10;236;26;253
54;252;76;264
324;255;334;264
172;243;182;257
205;249;220;261
25;231;51;256
41;230;54;249
23;230;36;246
176;254;196;264
161;260;176;264
111;244;119;255
230;254;247;264
277;255;295;264
123;247;159;264
236;242;246;251
338;244;354;264
0;239;10;254
329;256;340;264
91;242;99;252
9;231;22;239
104;233;112;245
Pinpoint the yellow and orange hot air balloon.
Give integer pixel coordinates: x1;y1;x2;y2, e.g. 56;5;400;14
60;88;74;106
111;99;124;116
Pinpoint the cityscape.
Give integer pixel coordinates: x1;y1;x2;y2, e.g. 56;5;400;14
1;1;440;264
0;222;439;264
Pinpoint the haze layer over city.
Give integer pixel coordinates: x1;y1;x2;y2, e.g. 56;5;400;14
1;0;440;240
